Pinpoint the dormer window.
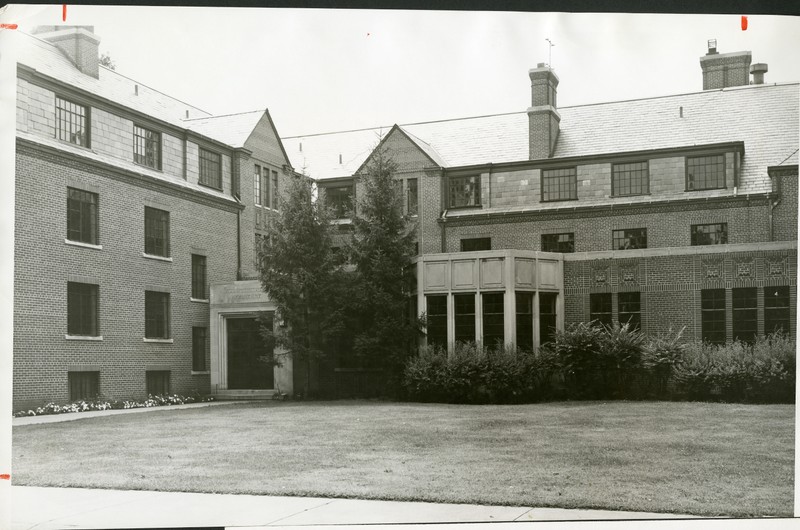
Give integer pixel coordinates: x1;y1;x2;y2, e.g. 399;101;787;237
448;175;480;208
199;148;222;190
686;154;725;190
325;184;354;219
56;96;89;147
541;168;577;202
134;125;161;169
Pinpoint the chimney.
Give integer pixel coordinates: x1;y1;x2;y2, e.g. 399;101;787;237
699;40;751;90
750;63;768;85
33;26;100;79
527;63;560;159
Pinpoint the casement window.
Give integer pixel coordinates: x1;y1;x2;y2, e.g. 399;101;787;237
146;370;170;396
191;254;207;300
144;291;170;339
732;288;757;343
613;228;647;250
460;237;491;252
67;188;98;245
764;286;790;335
541;167;577;202
144;207;170;257
192;327;207;372
426;295;447;350
448;175;480;208
687;154;725;190
590;293;612;328
612;161;649;196
618;292;641;331
539;292;558;346
199;148;222;189
254;165;262;206
454;294;476;343
56;96;89;147
515;292;534;352
691;223;728;245
482;292;504;350
67;282;99;336
325;185;354;219
407;178;418;215
542;233;575;253
701;289;726;345
68;371;99;401
271;171;279;210
133;125;161;169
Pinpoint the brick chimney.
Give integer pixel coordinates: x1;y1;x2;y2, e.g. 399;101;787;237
33;26;101;79
700;39;751;90
527;63;560;159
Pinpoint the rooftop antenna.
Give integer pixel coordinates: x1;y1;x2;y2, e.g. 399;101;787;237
545;38;555;67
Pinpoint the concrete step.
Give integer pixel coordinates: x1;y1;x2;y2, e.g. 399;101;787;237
213;389;278;401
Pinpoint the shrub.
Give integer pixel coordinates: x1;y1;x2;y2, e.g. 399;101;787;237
601;322;647;399
642;327;688;398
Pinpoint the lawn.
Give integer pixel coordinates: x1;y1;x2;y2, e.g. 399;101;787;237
12;400;794;517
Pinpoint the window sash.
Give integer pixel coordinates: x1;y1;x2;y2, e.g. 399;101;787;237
612;162;649;196
590;293;612;328
67;188;98;244
56;97;88;147
326;186;354;219
272;171;279;209
687;155;725;190
426;295;448;349
192;327;207;371
133;125;161;169
515;292;534;352
691;223;728;245
460;238;491;252
199;149;222;189
482;293;504;350
145;291;170;339
67;282;99;336
732;288;757;343
144;207;170;257
764;287;791;335
542;233;574;253
701;289;726;344
407;178;418;215
254;165;262;206
68;371;99;401
191;254;207;299
448;175;480;208
541;168;577;202
618;292;641;331
146;370;170;396
454;294;476;343
612;228;647;250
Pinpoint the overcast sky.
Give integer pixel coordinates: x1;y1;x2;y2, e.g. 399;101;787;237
3;6;800;138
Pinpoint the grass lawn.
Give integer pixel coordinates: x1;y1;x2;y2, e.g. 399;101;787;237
12;400;794;517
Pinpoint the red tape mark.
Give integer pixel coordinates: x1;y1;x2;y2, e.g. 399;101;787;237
0;474;10;480
62;5;67;22
741;16;748;30
0;24;18;29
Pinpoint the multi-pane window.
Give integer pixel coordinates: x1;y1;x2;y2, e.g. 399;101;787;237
701;289;726;345
541;168;577;202
448;175;480;208
426;295;447;350
254;165;262;206
325;185;354;219
68;371;99;401
67;188;98;245
691;223;728;246
590;293;612;328
732;288;757;343
539;292;558;346
613;228;647;250
133;125;161;169
191;254;207;300
618;292;641;331
146;370;170;396
482;293;504;350
764;287;791;335
687;155;725;190
516;292;534;352
272;171;279;210
542;233;574;253
199;148;222;189
612;161;649;196
460;238;491;252
454;293;476;343
67;282;99;336
255;234;265;269
407;178;418;215
145;291;170;339
192;327;207;371
56;96;89;147
144;207;170;257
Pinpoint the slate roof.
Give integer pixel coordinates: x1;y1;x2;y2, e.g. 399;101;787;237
184;110;266;148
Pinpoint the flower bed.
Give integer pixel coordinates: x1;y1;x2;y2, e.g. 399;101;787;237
13;393;214;418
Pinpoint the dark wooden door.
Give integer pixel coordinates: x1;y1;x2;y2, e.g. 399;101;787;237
227;317;274;389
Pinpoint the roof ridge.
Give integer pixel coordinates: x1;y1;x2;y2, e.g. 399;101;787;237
183;109;266;122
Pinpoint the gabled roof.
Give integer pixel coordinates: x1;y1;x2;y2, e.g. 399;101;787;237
184;110;266;148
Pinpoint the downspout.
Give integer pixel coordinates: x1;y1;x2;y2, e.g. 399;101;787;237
769;170;782;242
182;131;188;181
440;209;448;253
236;199;242;280
440;168;447;253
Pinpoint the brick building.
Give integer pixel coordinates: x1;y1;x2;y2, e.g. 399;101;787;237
283;42;798;354
13;27;296;410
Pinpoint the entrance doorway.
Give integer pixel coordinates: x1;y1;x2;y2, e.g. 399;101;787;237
226;317;274;389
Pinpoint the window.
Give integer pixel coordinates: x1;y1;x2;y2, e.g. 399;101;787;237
612;161;649;196
482;293;504;350
255;234;265;269
448;175;480;208
68;371;99;401
254;165;261;206
460;238;491;252
325;185;354;219
539;292;558;345
145;291;170;339
199;148;222;189
516;292;533;352
133;125;161;169
272;171;279;210
67;187;98;245
691;223;728;246
144;207;170;257
454;293;476;343
613;228;647;250
191;254;207;300
67;282;99;336
56;96;89;147
542;233;574;253
192;327;207;371
541;167;577;202
407;178;418;215
701;289;726;345
618;292;641;331
687;155;725;190
764;287;790;335
590;293;612;328
146;370;170;396
426;295;447;350
732;288;757;343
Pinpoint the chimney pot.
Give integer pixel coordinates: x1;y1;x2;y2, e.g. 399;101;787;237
707;39;718;54
750;63;768;84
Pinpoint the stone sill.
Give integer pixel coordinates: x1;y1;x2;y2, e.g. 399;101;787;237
65;335;103;341
142;253;173;262
190;298;209;304
143;338;174;344
191;371;210;376
65;239;103;250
